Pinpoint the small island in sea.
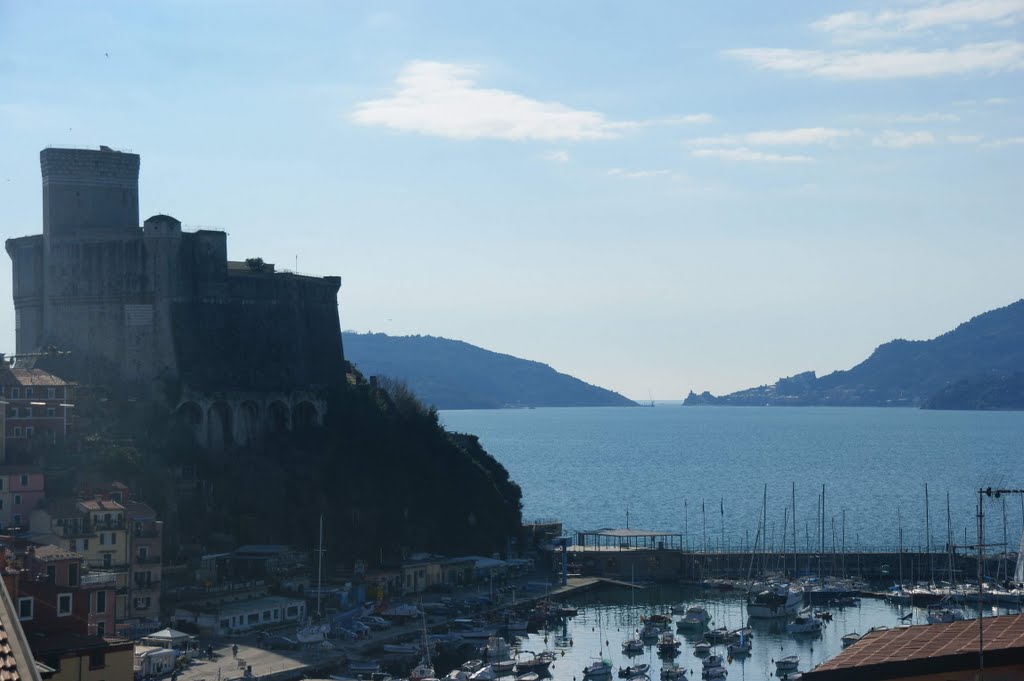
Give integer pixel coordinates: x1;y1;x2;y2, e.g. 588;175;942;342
343;331;637;409
684;298;1024;409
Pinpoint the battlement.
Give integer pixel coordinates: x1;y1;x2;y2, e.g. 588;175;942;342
41;146;140;238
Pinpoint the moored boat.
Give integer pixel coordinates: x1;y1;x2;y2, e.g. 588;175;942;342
677;606;711;629
656;631;681;656
787;612;823;635
693;640;712;655
775;655;799;672
746;583;803;618
840;632;861;648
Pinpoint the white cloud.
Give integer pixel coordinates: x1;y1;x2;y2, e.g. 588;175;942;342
690;148;814;163
660;114;715;125
947;134;983;143
689;127;852;147
607;168;675;179
726;41;1024;79
542;150;570;163
982;136;1024;146
872;130;937;147
351;61;629;141
954;96;1011;106
813;1;1024;41
891;112;960;123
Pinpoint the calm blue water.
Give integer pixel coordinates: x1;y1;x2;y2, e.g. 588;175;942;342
440;406;1024;552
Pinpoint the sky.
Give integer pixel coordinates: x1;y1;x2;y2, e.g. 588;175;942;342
0;1;1021;400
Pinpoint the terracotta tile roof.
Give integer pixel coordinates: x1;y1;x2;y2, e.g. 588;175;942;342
805;615;1024;680
0;368;72;388
77;499;124;512
124;501;156;519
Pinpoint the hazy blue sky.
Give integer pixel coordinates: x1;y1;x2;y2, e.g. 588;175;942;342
1;1;1021;400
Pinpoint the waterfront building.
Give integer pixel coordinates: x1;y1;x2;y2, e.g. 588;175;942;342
0;467;45;531
804;614;1024;680
0;367;74;462
173;595;307;636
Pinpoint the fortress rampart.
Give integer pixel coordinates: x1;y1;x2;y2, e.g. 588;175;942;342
6;146;345;447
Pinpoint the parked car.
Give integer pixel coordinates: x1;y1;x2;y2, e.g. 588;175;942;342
261;635;300;650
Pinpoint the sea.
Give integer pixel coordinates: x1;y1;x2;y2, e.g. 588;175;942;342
436;405;1024;677
439;406;1024;557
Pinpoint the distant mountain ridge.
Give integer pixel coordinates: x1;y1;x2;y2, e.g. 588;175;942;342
343;332;637;409
684;298;1024;409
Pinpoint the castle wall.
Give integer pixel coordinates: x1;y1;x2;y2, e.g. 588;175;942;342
41;147;139;239
5;236;44;351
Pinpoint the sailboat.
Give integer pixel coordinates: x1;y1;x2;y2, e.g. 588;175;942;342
582;610;612;678
297;515;331;644
410;610;435;681
622;567;644;655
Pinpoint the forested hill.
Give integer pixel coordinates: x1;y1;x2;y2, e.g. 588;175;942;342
343;332;637;409
684;298;1024;408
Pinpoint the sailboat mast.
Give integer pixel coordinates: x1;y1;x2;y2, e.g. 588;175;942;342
316;514;324;618
925;483;933;585
898;506;904;589
946;491;954;586
792;482;797;578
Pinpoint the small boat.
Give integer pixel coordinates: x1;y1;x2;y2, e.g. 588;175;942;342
669;603;689;615
656;631;681;656
701;655;724;673
787;613;823;635
746;583;803;619
583;659;613;678
926;603;966;624
725;627;751;643
470;667;497;681
677;606;711;629
640;622;663;640
726;633;750;657
482;637;513;662
622;633;645;655
462;661;485;674
515;674;538;681
643;613;673;625
411;659;436;681
775;655;799;672
297;620;331;644
693;640;712;655
447;671;470;681
491;660;517;675
813;610;832;621
841;632;861;648
514;652;551;675
705;627;730;643
660;663;686;680
617;664;650;678
554;606;579;617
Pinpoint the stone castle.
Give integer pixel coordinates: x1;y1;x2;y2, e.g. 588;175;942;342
6;146;345;448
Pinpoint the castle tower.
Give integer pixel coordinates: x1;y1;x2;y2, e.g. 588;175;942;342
41;146;140;240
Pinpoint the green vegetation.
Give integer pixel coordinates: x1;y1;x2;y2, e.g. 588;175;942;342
922;372;1024;410
343;332;637;409
47;370;523;566
685;298;1024;409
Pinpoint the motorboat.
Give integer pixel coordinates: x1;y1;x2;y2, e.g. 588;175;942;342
705;627;730;644
841;632;861;648
725;627;751;643
482;637;513;662
670;603;689;615
701;655;724;670
514;652;551;676
656;631;681;656
677;606;711;629
515;674;538;681
617;664;649;678
470;666;496;681
726;633;750;656
746;583;803;618
640;622;663;640
926;604;966;624
775;655;799;672
660;663;686;681
491;660;517;675
693;640;712;655
446;671;470;681
787;613;823;635
461;660;485;673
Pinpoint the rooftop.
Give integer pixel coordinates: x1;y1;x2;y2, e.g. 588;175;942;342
78;498;125;512
27;545;81;563
804;615;1024;680
579;528;682;538
0;368;72;388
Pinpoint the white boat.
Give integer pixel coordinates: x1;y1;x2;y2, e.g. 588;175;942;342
701;655;723;670
660;663;687;680
297;620;330;643
726;632;750;656
617;664;649;678
383;643;422;655
470;666;497;681
656;631;681;655
787;612;823;635
746;583;803;618
841;632;861;648
639;622;663;640
411;660;435;681
515;675;538;681
693;640;711;655
669;603;689;615
491;660;516;675
461;660;485;673
621;632;645;655
482;637;513;662
677;606;711;629
775;655;799;672
705;627;729;643
582;659;612;678
446;672;470;681
514;652;551;675
925;605;966;624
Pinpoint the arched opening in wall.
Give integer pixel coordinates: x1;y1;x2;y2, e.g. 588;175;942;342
235;401;260;447
268;401;290;433
176;401;204;443
207;401;234;450
293;401;319;430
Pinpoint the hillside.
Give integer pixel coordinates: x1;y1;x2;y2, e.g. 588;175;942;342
343;332;637;409
684;298;1024;409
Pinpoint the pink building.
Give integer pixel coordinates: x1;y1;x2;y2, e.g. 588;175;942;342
0;466;45;530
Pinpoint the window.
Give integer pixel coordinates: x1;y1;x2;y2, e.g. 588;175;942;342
7;408;16;418
23;427;32;438
46;565;56;583
89;650;105;669
12;428;21;438
19;474;27;486
262;610;271;621
57;593;72;616
10;388;18;399
0;500;4;510
286;605;299;617
47;408;55;417
102;553;111;567
69;563;79;587
94;590;106;614
111;532;116;545
96;621;105;637
17;597;32;620
47;388;56;399
13;495;20;506
247;613;259;624
99;532;106;545
24;388;31;399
